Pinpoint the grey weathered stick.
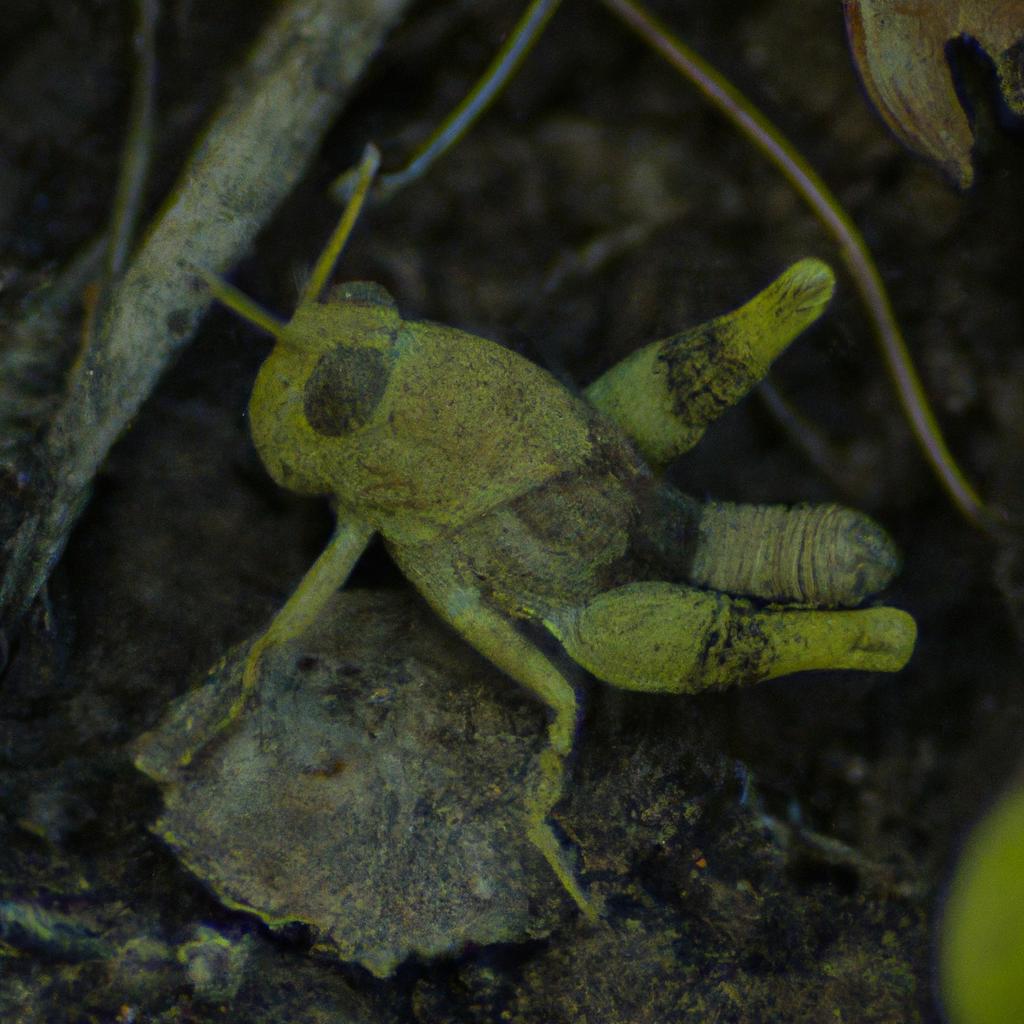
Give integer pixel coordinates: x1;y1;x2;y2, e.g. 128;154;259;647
0;0;411;627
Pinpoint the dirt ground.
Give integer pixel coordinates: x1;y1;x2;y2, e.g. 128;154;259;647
1;1;1022;1021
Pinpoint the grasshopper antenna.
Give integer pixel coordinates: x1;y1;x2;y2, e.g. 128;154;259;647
301;142;381;305
192;143;381;333
193;264;287;337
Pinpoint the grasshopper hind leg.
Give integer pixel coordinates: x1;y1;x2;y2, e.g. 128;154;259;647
391;539;602;920
545;581;916;697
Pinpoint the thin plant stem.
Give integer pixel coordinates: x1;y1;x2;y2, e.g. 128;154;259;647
332;0;563;202
103;0;159;287
378;0;562;195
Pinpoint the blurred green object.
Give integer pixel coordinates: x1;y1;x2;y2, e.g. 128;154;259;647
941;785;1024;1024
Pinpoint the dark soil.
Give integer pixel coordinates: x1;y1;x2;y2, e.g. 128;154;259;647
1;1;1021;1021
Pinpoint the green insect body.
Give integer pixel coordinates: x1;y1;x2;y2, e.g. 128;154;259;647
193;147;916;917
252;281;593;545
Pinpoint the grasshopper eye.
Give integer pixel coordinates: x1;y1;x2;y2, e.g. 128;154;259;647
303;344;389;437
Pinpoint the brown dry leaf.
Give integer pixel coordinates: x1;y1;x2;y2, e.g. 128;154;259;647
844;0;1024;187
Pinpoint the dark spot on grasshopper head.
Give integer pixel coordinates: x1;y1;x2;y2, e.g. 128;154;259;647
303;344;388;437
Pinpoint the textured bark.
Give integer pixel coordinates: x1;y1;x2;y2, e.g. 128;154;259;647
0;0;411;628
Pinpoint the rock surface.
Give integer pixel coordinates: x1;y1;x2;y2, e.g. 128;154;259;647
134;588;565;977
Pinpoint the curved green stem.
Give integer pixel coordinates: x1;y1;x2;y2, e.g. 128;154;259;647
332;0;564;203
599;0;997;533
379;0;562;196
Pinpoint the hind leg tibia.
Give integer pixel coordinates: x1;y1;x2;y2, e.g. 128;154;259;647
390;540;600;918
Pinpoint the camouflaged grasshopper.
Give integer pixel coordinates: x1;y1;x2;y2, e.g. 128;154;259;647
188;144;915;918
